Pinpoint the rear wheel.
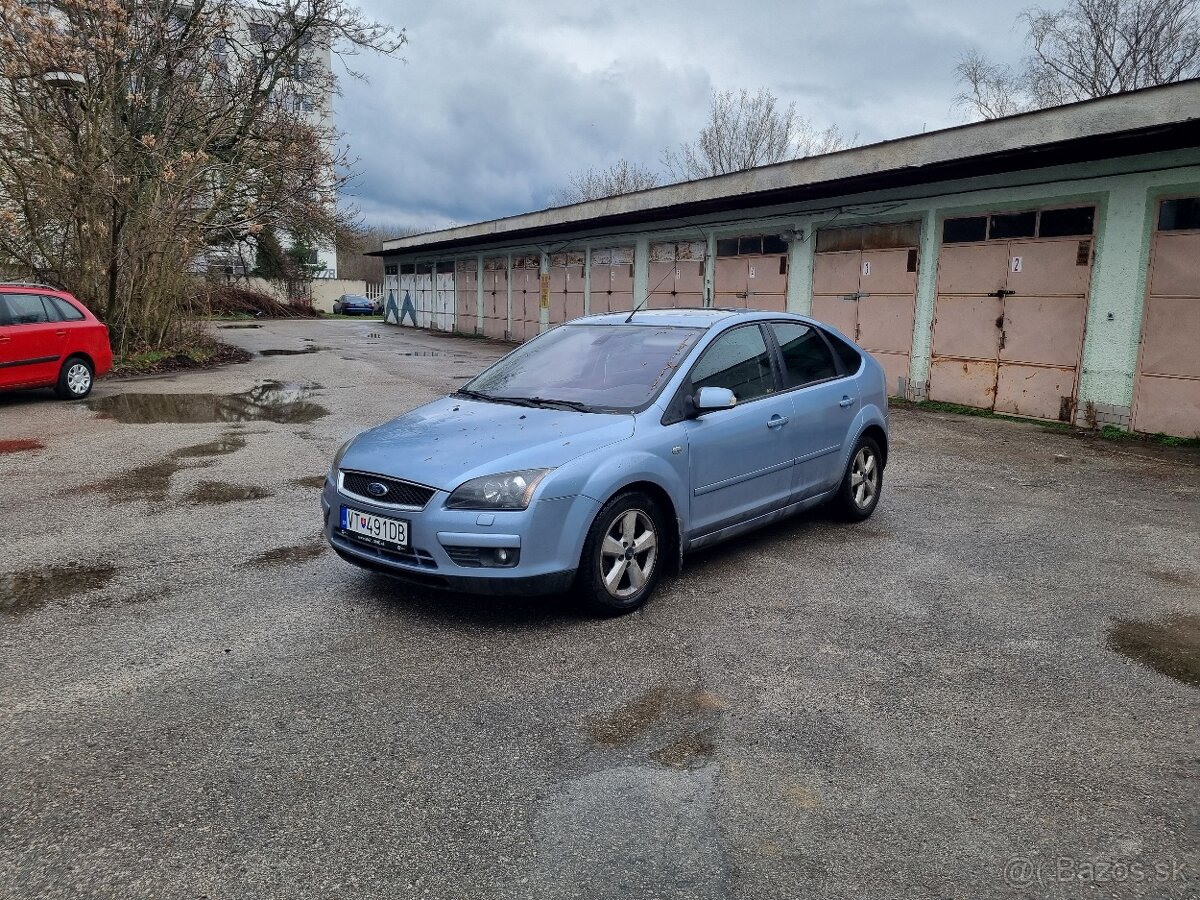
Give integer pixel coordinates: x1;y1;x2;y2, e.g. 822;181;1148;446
831;435;883;521
577;491;664;615
55;356;94;400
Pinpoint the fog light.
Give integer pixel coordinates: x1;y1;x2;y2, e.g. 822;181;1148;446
496;548;509;563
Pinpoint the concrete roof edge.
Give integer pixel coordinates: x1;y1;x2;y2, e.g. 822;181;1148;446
380;79;1200;254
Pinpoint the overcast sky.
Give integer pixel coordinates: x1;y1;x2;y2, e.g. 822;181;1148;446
337;0;1034;233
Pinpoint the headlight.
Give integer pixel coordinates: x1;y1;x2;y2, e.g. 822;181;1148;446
446;468;553;510
331;438;354;474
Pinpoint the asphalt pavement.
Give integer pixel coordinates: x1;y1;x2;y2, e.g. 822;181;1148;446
1;319;1197;899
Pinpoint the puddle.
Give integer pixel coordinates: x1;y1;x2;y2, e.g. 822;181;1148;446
292;475;328;489
1107;614;1200;687
88;381;327;424
259;347;326;357
0;439;44;453
1;564;118;616
186;481;273;504
174;433;247;458
218;323;262;329
89;433;246;502
245;541;328;567
586;685;727;748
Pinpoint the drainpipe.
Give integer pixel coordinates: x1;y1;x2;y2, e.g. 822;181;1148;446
538;251;550;334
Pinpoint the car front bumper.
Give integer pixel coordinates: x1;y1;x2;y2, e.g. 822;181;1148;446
321;475;597;596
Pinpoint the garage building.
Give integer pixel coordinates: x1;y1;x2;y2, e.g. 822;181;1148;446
376;80;1200;438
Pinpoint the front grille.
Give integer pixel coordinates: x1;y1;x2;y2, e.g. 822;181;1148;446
333;531;439;569
341;471;436;508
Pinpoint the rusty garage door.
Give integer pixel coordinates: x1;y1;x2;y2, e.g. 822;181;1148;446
591;247;635;313
648;241;707;310
1133;197;1200;438
714;234;789;311
482;257;507;339
454;259;478;335
928;207;1095;420
812;222;921;397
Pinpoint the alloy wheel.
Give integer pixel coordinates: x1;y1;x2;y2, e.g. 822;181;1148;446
599;508;658;599
850;446;878;509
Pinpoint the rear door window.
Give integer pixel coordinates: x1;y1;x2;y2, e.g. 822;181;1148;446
769;322;838;387
2;294;52;325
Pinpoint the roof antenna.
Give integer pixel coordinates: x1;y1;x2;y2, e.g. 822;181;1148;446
624;295;650;323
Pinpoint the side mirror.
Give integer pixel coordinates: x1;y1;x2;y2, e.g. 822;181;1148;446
693;386;736;414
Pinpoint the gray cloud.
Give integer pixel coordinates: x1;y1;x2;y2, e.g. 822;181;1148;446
338;0;1031;232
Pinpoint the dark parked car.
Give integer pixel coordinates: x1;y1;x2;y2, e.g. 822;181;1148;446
333;294;377;315
0;283;112;400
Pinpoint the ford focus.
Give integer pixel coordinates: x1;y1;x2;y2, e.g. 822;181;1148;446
323;309;889;613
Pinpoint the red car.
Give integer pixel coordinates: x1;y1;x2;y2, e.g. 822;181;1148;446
0;283;112;400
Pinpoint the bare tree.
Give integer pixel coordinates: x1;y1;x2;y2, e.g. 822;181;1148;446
661;88;852;181
0;0;404;349
956;0;1200;119
552;159;659;205
335;222;422;281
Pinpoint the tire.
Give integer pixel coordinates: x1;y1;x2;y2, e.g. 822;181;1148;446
577;491;666;615
55;355;94;400
831;435;883;521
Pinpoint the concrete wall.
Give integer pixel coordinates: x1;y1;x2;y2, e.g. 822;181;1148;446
381;148;1200;433
239;277;371;314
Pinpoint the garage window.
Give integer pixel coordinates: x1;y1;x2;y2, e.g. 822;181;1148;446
943;216;988;244
770;322;837;388
1038;206;1094;237
988;211;1037;239
1159;198;1200;231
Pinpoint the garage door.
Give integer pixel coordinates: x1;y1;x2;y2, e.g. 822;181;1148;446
454;259;478;335
1133;197;1200;437
591;247;635;313
714;234;788;311
648;241;706;310
511;255;540;343
928;207;1095;421
482;258;507;340
812;222;920;397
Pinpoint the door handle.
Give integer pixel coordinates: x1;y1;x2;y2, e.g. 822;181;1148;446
839;396;856;408
55;330;66;336
766;415;789;429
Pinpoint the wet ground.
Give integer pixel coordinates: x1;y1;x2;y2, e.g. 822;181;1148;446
1;320;1197;899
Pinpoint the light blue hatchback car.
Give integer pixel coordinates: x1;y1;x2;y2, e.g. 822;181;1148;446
323;308;889;613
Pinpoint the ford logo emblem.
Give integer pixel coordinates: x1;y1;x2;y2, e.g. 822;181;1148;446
366;482;389;498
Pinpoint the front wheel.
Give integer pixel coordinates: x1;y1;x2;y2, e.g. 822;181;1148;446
831;435;883;521
55;356;94;400
577;491;665;615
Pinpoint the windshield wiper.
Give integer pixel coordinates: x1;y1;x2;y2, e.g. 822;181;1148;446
453;388;497;402
491;395;595;412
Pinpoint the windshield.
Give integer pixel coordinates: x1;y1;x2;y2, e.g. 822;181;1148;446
462;324;703;412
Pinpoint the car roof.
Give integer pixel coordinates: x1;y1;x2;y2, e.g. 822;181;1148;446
566;307;812;329
0;282;70;293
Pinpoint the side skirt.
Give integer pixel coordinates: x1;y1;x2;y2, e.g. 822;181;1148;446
683;491;834;554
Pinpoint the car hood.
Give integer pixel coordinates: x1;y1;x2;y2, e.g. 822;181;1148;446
341;396;635;491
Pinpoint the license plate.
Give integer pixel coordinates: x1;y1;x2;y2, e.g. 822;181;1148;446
340;506;409;549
